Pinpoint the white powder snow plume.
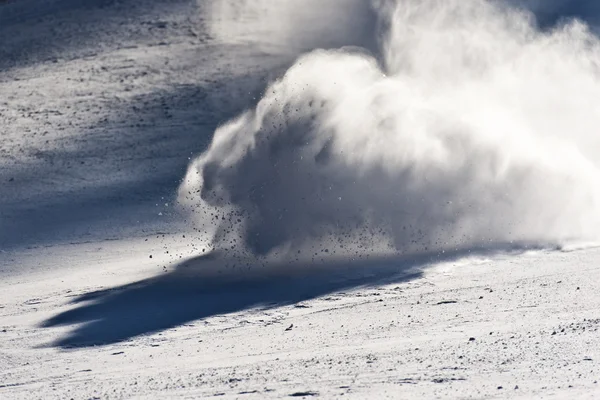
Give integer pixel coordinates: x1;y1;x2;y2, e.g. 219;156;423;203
203;0;377;54
180;0;600;259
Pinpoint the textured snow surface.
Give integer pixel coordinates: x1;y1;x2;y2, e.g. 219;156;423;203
2;241;600;399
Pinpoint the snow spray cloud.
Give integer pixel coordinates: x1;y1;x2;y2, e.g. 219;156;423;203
180;0;600;257
203;0;377;54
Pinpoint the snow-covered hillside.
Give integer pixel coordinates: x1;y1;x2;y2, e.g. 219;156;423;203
3;240;600;399
2;0;600;398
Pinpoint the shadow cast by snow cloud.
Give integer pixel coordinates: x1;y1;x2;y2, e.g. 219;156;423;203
40;251;427;348
40;245;538;348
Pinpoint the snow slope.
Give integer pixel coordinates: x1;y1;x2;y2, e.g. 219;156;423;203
2;0;600;398
2;240;600;399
